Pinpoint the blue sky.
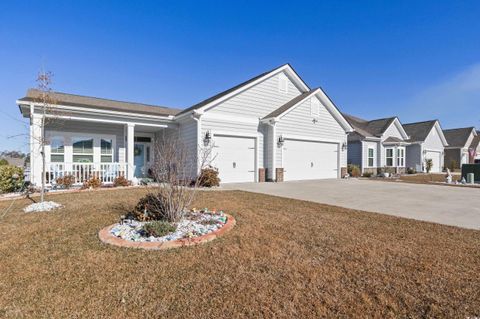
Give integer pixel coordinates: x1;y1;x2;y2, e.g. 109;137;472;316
1;1;479;152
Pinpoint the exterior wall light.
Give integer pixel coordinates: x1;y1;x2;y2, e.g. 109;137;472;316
342;142;348;151
204;130;212;146
277;135;285;147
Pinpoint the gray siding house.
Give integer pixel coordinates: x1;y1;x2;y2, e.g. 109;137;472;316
17;64;354;186
344;114;410;174
403;120;448;173
443;127;478;169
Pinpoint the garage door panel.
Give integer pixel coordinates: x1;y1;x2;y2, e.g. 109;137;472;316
425;151;442;173
213;135;255;183
283;139;338;181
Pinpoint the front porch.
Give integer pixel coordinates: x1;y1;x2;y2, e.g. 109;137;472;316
32;119;175;187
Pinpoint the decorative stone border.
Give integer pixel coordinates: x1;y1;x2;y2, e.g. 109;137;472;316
99;214;236;250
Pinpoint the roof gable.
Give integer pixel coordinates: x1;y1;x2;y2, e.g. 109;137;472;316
262;88;353;132
443;127;477;148
176;63;310;117
404;120;448;146
343;114;407;139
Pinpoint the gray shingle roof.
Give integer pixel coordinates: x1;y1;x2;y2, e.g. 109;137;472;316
343;114;397;138
443;127;476;148
403;120;437;143
262;91;314;120
383;136;405;144
18;89;181;117
177;63;309;116
470;134;480;149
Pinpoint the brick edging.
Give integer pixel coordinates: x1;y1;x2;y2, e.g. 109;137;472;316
98;214;236;250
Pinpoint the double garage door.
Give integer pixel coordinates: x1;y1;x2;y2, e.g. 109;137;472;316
213;135;339;183
283;139;339;181
425;150;442;173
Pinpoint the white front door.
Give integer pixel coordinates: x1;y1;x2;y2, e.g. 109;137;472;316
213;135;256;183
283;139;339;181
425;150;442;173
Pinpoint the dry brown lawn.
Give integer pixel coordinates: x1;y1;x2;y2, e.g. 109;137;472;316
0;188;479;318
399;173;460;184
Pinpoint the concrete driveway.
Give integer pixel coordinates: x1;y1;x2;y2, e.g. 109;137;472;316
222;179;480;230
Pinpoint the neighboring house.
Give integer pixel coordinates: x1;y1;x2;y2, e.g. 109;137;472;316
443;127;478;169
0;156;25;167
471;132;480;164
344;114;410;174
403;120;448;173
17;64;353;186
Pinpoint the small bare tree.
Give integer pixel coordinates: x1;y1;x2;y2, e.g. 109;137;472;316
135;134;214;222
32;71;62;202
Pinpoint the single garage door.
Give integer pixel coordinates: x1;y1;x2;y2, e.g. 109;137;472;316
213;135;256;183
283;139;339;181
425;151;442;173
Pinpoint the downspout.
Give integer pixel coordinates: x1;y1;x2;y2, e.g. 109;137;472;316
191;110;203;175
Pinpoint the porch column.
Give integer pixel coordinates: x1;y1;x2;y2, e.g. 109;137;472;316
30;110;43;186
126;123;135;180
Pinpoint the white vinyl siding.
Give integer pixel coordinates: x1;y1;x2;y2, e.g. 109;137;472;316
275;96;347;168
204;71;302;118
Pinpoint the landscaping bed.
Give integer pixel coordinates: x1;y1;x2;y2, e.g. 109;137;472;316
0;188;479;318
100;210;235;250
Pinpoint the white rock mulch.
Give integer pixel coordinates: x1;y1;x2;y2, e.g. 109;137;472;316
110;210;228;243
23;201;63;213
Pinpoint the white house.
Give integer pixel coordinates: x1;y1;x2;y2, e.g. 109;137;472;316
17;64;354;186
344;114;410;174
403;120;448;173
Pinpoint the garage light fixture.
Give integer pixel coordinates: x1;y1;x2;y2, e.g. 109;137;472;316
277;135;285;147
204;130;212;146
342;142;347;151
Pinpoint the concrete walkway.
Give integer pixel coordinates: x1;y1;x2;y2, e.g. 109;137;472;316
222;179;480;230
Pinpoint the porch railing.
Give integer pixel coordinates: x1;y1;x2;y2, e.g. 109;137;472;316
46;162;128;186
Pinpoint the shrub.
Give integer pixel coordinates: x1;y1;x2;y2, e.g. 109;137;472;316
133;192;170;221
197;166;220;187
449;160;457;172
82;176;102;189
0;159;9;166
362;172;373;178
0;165;24;193
406;167;417;174
142;220;177;237
425;159;433;173
56;175;75;189
347;164;361;177
113;175;130;187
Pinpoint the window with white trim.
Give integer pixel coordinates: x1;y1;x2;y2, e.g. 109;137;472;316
101;138;113;163
368;148;375;167
72;137;94;163
385;148;394;167
396;148;405;167
311;98;320;117
50;137;65;163
278;73;289;93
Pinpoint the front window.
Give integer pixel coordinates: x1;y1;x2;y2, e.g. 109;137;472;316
101;139;113;163
50;137;64;162
72;137;94;163
368;148;375;167
386;148;394;167
397;148;405;167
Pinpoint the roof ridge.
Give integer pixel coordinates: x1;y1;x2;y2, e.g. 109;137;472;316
443;126;476;131
403;119;438;126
